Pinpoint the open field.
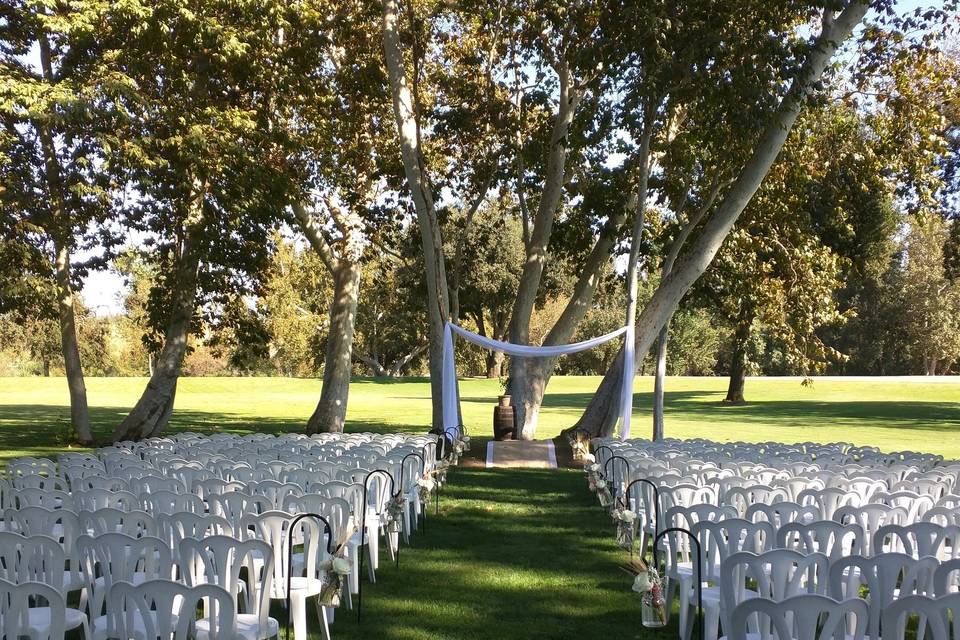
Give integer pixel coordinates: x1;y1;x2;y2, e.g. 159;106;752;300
1;375;958;638
1;375;959;460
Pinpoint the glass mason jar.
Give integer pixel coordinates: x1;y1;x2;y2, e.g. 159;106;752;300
616;521;635;551
640;590;667;628
319;574;342;608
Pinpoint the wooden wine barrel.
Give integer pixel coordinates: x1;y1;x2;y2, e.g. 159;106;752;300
493;403;516;441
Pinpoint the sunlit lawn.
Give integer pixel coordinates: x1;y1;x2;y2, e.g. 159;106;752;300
1;375;959;638
1;375;958;461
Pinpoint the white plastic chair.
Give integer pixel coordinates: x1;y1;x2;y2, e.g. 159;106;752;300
719;550;830;639
114;579;236;640
829;553;938;640
77;533;173;640
0;578;68;640
729;594;868;640
0;534;91;639
776;520;865;562
880;593;960;640
179;535;279;639
241;511;330;640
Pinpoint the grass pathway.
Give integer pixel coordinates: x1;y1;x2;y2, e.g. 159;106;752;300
320;461;647;640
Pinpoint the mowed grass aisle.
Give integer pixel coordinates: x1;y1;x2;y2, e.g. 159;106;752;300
320;464;644;640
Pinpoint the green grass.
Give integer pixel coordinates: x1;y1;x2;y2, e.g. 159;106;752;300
1;375;959;638
1;375;958;461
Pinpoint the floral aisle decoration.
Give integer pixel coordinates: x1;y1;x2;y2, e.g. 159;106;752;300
417;473;436;503
612;507;637;551
318;552;352;607
430;460;450;487
585;462;613;507
622;560;668;628
569;431;590;461
384;494;406;534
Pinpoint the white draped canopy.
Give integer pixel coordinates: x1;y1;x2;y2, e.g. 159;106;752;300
441;322;635;440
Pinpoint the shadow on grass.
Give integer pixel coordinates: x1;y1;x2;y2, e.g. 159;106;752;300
0;405;432;463
501;390;960;431
314;466;652;640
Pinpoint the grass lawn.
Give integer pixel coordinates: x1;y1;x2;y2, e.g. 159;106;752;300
1;375;958;638
1;375;958;461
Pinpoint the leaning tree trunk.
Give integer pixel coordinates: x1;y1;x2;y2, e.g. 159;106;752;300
382;0;450;431
53;241;93;445
724;308;753;404
36;61;93;445
307;259;361;434
565;1;870;440
112;206;204;442
651;180;720;440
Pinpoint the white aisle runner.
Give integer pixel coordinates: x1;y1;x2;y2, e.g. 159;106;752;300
485;440;558;469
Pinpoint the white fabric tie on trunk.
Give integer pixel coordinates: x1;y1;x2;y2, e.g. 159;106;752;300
441;322;635;440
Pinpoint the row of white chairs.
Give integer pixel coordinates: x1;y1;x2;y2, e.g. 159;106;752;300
586;436;958;640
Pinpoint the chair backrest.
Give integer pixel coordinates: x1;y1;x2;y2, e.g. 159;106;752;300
0;578;67;640
693;519;775;583
15;488;74;510
829;553;938;640
873;523;960;561
934;558;960;597
834;504;908;555
80;508;158;538
0;533;65;589
179;535;274;623
77;532;173;629
141;490;206;516
719;550;830;634
880;593;960;640
729;594;868;640
777;520;865;562
240;510;322;599
114;579;237;640
746;501;820;529
73;488;139;512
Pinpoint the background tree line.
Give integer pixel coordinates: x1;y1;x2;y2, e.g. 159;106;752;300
1;0;957;443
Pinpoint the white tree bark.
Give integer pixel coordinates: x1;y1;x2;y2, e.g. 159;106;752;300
37;35;93;445
507;61;585;436
382;0;451;431
570;1;870;438
652;181;721;439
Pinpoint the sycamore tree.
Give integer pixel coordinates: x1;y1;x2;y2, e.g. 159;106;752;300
268;0;405;433
382;0;860;439
104;0;289;441
0;0;125;443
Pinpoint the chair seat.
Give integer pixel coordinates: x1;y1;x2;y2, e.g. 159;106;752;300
195;613;279;640
27;606;86;631
92;611;178;640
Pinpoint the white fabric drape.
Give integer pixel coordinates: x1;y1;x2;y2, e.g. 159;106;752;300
441;322;634;439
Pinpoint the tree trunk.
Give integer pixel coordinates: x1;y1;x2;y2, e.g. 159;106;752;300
307;258;361;434
724;308;753;404
112;195;205;442
652;323;669;440
509;182;632;439
382;0;450;431
652;180;720;440
507;62;583;438
565;1;869;439
42;358;51;377
486;351;504;379
35;34;94;446
53;243;94;444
